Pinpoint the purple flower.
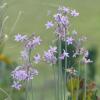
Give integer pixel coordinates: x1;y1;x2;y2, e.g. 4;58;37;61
61;16;69;26
54;13;62;23
59;50;69;60
34;54;41;64
21;50;28;60
12;81;22;90
15;34;27;42
63;7;69;13
15;34;23;42
27;68;38;80
26;36;41;49
59;54;65;60
49;46;57;53
83;57;93;64
66;37;74;45
44;50;57;64
33;36;41;45
11;69;28;81
71;9;79;17
63;50;69;57
45;21;54;29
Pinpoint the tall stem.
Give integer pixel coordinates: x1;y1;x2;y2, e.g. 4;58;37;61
84;64;87;100
76;60;81;100
58;39;62;100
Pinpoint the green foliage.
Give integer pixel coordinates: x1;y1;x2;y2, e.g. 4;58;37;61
87;47;98;80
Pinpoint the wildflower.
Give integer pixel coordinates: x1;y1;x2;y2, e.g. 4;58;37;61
71;9;79;17
83;57;93;64
45;21;54;29
11;69;28;81
15;34;23;42
63;7;69;14
27;68;38;80
66;37;74;45
49;46;57;53
12;81;22;90
33;36;41;45
44;50;57;64
63;50;69;57
54;13;62;23
34;54;41;64
21;50;28;60
56;26;65;39
61;16;69;26
15;34;27;42
59;50;69;60
26;36;41;49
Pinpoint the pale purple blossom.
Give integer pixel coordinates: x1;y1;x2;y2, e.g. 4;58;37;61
12;81;22;90
45;21;54;29
33;36;41;45
21;50;28;60
44;50;57;64
59;50;69;60
34;54;41;64
63;50;69;57
66;37;74;45
59;54;64;60
27;68;38;80
49;46;57;53
15;34;23;42
11;69;28;81
15;34;27;42
54;13;62;23
63;7;69;14
61;16;69;26
83;57;93;64
26;36;41;49
71;9;79;17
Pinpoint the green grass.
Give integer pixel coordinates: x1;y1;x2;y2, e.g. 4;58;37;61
0;0;100;99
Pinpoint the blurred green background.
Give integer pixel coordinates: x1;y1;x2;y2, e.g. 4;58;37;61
0;0;100;100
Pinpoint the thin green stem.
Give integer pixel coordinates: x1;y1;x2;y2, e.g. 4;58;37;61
71;76;73;100
84;64;87;100
58;39;62;100
76;60;81;100
52;65;56;100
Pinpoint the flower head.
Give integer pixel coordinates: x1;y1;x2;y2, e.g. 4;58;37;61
63;7;69;14
66;37;74;45
11;69;28;81
44;50;57;64
71;9;79;17
33;54;41;64
12;81;22;90
45;21;54;29
59;50;69;60
15;34;27;42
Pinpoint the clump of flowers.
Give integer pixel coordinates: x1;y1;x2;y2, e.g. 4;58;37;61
44;46;57;64
45;6;97;99
45;6;92;66
11;33;41;90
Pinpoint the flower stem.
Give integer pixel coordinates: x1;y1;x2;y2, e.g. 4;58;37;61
84;64;87;100
58;39;62;100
